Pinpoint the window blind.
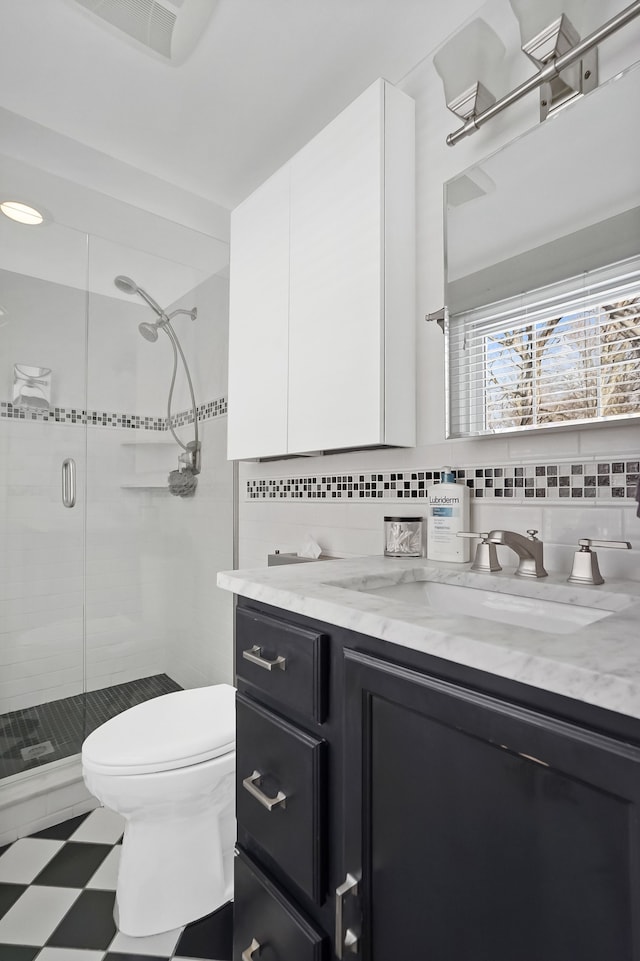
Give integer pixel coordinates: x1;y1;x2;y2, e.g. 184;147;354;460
446;256;640;438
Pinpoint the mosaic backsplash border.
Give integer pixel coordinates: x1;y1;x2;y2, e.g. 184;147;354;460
0;397;227;429
246;459;640;504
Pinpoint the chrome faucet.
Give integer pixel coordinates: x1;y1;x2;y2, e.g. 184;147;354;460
487;529;548;578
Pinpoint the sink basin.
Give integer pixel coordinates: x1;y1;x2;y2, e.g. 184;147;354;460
356;580;615;635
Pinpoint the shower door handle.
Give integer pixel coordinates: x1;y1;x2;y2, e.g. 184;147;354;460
62;458;76;508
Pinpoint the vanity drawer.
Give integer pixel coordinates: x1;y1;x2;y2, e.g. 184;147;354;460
234;849;327;961
236;693;326;902
236;608;328;722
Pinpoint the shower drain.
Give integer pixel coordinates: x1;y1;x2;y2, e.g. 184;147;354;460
20;741;55;761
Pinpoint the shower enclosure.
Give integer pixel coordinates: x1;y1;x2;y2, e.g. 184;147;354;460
0;189;233;838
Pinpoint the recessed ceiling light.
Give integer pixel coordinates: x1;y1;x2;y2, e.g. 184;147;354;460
0;201;45;225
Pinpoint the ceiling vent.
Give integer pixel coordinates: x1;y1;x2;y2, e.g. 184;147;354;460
70;0;215;63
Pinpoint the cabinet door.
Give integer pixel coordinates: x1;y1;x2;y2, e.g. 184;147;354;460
287;81;384;454
227;165;290;460
342;649;640;961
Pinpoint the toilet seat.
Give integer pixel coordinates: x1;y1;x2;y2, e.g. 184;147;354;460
82;683;235;776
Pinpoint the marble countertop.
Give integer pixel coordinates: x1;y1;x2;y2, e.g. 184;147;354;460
217;555;640;720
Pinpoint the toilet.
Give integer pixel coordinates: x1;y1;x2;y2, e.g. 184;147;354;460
82;683;236;937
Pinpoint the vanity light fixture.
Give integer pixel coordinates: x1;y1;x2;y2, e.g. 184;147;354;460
510;0;597;120
446;0;640;145
0;201;45;225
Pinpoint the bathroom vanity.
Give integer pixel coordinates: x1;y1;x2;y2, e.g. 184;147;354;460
218;557;640;961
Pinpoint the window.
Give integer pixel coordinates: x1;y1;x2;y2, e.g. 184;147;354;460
446;257;640;438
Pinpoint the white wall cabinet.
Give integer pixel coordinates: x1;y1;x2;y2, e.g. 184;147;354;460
227;165;290;461
228;78;415;461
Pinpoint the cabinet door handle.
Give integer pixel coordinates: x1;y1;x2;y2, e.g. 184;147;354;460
335;873;360;959
241;937;262;960
61;458;76;508
242;645;287;672
242;770;287;810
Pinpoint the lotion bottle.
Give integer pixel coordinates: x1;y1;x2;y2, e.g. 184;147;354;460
426;467;471;562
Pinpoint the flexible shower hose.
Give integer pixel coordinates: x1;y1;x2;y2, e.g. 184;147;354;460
163;321;199;454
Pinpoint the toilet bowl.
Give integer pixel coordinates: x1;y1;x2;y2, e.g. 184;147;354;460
82;683;236;937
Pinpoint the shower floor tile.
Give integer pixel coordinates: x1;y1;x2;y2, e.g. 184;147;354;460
0;675;182;781
0;809;233;960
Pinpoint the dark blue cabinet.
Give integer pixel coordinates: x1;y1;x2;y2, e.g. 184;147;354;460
234;598;640;961
342;648;640;961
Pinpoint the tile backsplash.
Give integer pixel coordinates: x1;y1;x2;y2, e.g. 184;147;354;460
239;453;640;582
245;457;639;504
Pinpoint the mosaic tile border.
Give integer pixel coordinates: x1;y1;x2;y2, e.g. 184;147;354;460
0;396;227;430
246;458;640;504
171;396;227;426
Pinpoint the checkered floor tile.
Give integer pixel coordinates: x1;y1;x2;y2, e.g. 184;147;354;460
0;809;233;960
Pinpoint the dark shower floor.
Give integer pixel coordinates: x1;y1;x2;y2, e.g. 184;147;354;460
0;674;182;781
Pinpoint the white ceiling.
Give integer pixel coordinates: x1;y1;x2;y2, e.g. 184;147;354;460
0;0;482;211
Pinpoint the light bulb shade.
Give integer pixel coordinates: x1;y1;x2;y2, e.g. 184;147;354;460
508;0;601;50
521;14;579;66
509;0;565;44
433;19;505;108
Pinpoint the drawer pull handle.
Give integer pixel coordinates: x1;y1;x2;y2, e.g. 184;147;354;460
242;937;262;960
336;873;360;959
242;645;287;672
242;770;287;811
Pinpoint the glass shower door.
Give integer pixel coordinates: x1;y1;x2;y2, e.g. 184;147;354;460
0;217;88;781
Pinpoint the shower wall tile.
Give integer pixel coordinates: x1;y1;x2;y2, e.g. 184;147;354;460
165;417;234;691
0;423;173;714
1;396;230;708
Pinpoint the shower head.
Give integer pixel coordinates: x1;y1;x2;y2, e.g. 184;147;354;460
114;275;138;295
138;322;160;343
114;275;167;321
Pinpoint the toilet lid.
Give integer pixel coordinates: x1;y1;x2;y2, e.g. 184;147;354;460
81;684;236;776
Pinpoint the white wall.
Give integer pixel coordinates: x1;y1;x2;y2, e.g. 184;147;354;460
237;0;640;581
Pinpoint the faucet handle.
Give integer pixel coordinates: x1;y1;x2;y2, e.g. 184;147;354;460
526;529;540;539
568;539;632;586
577;538;631;550
456;532;502;573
